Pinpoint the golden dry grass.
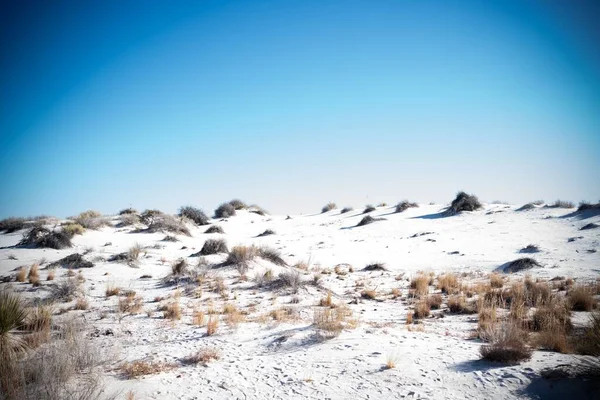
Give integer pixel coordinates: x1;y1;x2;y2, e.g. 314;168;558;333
16;266;27;282
105;283;120;297
410;274;430;297
319;292;334;307
427;294;443;310
437;273;459;294
413;300;430;319
206;315;219;336
192;309;205;326
489;273;504;289
73;297;89;310
121;360;176;379
118;293;143;314
46;269;55;281
406;311;414;325
361;289;377;300
568;285;596;311
164;300;182;320
182;347;221;365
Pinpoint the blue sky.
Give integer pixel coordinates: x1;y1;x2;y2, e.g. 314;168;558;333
1;0;599;218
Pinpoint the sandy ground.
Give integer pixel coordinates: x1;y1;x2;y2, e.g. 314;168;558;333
1;203;599;399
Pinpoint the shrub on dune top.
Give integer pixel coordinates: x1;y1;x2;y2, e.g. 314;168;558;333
179;206;209;226
214;203;236;218
545;200;574;209
200;239;228;255
146;213;190;236
72;210;109;230
228;199;248;210
205;225;225;234
577;201;600;213
444;191;482;216
362;205;376;214
340;207;353;214
119;208;138;215
19;226;72;249
0;217;27;233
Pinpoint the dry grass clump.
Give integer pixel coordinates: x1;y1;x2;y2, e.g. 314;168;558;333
147;213;190;236
363;262;386;271
519;244;540;254
361;289;377;300
547;200;575;209
437;273;460;294
477;307;497;337
182;347;221;365
445;191;482;216
319;292;334;307
74;297;89;310
121;360;175;379
253;268;274;287
411;274;430;296
205;225;225;234
119;213;140;227
568;286;596;311
321;202;337;213
206;315;219;336
257;229;275;237
480;321;533;363
50;278;81;302
62;222;85;236
413;300;430;319
19;226;73;249
395;200;418;213
192;309;205;326
229;199;247;210
200;238;228;255
385;353;400;369
0;217;26;233
356;215;385;226
532;301;573;353
179;206;209;226
0;290;28;367
520;278;552;307
489;273;504;288
21;305;53;349
574;311;600;356
119;207;137;215
278;270;303;293
340;206;353;214
71;210;109;230
127;243;143;263
363;205;376;214
406;312;414;324
214;203;236;218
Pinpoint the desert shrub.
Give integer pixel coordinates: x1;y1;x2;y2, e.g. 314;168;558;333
20;227;72;249
361;289;377;300
163;300;181;320
568;286;596;311
278;270;303;294
72;210;108;230
340;207;353;214
226;245;258;266
254;269;274;287
171;259;188;276
448;295;473;313
411;274;430;297
248;204;268;215
214;203;236;218
105;284;120;297
205;225;224;234
503;257;541;273
532;302;572;333
62;223;85;236
413;301;430;318
50;253;94;269
257;229;275;237
182;347;221;365
313;306;352;338
0;217;27;233
445;191;482;216
395;201;418;213
519;244;540;254
73;297;89;310
118;293;143;315
228;199;247;210
521;278;552;308
119;208;137;215
480;322;532;363
548;200;575;209
179;206;209;226
258;246;286;266
162;235;178;242
437;273;460;294
321;202;337;213
577;202;600;213
146;213;190;236
200;239;228;255
581;223;599;230
206;315;219;336
128;243;143;263
0;290;28;366
362;205;376;214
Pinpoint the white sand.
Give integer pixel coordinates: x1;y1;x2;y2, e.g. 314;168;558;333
1;203;599;399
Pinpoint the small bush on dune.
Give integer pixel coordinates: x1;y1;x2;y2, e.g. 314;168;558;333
519;244;540;254
356;215;386;227
200;239;228;255
577;201;600;213
363;262;387;271
119;208;137;215
574;311;600;356
313;307;351;338
121;360;175;379
340;207;353;214
362;205;376;214
227;245;258;265
179;206;209;226
19;226;73;249
448;295;473;313
140;209;164;225
480;321;532;363
427;294;443;310
16;266;27;282
0;290;28;364
411;274;430;297
171;258;188;276
228;199;247;210
118;213;140;227
321;202;337;213
414;300;431;318
257;229;275;237
490;273;504;288
214;203;236;218
205;225;224;234
516;203;536;211
395;201;418;213
248;204;268;215
445;191;482;216
437;273;460;294
50;279;80;302
581;223;599;231
0;217;26;233
278;270;303;293
182;347;221;365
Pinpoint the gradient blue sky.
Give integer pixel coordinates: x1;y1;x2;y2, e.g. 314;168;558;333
1;0;599;218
